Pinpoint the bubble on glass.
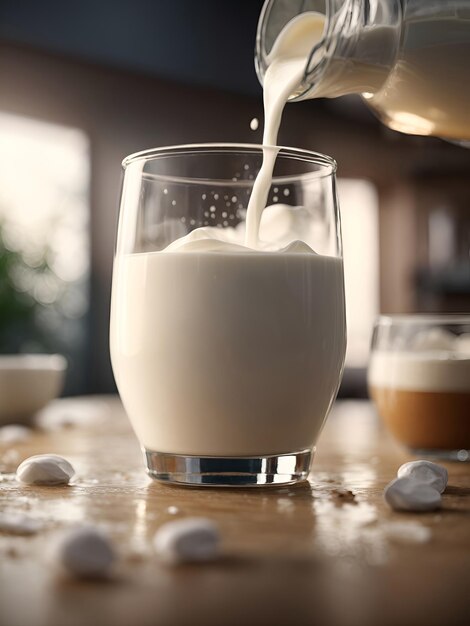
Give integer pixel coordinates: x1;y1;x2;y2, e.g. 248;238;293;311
222;212;228;219
204;211;209;218
163;188;168;195
283;188;290;196
457;449;469;461
190;219;196;226
273;187;278;193
273;196;279;203
214;193;219;200
243;164;250;171
250;118;259;131
180;216;186;223
223;221;229;227
211;214;216;219
231;196;237;203
171;200;176;206
209;206;216;213
202;193;206;200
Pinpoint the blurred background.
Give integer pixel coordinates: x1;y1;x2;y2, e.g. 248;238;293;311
0;0;469;397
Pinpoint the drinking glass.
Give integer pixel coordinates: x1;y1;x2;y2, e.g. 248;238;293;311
368;315;470;461
110;143;346;486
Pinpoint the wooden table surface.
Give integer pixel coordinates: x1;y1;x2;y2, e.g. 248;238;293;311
0;397;469;626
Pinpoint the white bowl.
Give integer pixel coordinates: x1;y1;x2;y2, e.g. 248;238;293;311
0;354;67;425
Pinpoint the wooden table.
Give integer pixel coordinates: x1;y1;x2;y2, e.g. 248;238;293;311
0;397;469;626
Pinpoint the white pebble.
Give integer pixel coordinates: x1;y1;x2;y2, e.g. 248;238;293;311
384;477;441;512
397;460;448;493
250;117;259;131
16;454;75;485
0;512;44;535
153;517;219;564
0;425;32;444
48;526;116;579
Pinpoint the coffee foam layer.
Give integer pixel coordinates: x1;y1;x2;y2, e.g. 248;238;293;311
368;350;470;393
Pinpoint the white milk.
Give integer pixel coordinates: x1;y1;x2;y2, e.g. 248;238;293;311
111;251;345;455
267;12;470;140
364;18;470;140
245;12;325;248
110;11;345;456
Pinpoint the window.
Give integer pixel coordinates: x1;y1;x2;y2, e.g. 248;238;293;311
0;111;90;392
338;179;379;368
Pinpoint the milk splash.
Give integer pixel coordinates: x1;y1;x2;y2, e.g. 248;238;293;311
165;11;326;254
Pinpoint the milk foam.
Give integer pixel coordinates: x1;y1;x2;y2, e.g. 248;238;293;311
164;204;316;254
368;350;470;393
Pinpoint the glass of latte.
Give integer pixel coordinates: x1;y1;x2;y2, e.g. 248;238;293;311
110;143;346;486
368;315;470;461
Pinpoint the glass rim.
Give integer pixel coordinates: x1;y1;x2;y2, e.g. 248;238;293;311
376;314;470;326
121;142;337;187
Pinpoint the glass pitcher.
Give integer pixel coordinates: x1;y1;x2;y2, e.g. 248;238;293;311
256;0;470;141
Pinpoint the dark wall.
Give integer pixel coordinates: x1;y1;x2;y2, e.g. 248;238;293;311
0;0;264;95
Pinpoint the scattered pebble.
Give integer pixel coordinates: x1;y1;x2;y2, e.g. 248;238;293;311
16;454;75;486
250;117;259;131
0;512;44;535
153;517;219;564
47;526;116;579
384;477;441;512
0;425;32;444
397;460;448;493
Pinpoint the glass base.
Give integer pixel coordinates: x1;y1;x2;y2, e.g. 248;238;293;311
144;448;314;487
409;448;470;462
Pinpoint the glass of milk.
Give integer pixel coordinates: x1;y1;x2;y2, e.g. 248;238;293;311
110;143;346;486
